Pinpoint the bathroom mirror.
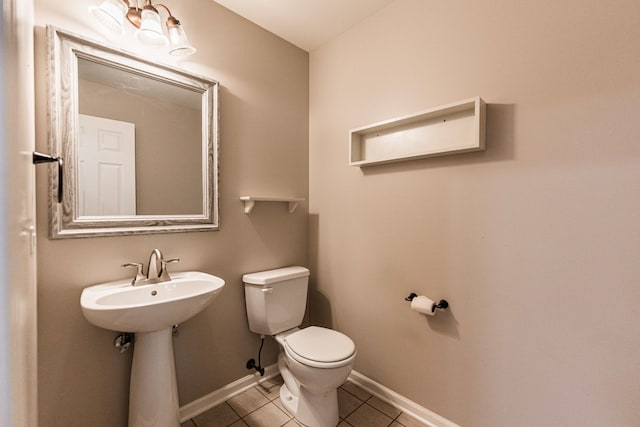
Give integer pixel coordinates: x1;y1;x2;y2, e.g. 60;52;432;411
46;26;219;238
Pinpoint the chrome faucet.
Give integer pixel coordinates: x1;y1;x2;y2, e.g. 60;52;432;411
122;249;180;286
146;248;163;281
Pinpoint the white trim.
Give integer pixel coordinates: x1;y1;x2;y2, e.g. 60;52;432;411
179;363;279;422
347;370;460;427
179;364;458;427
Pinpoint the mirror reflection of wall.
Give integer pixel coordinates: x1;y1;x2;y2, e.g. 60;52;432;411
78;58;203;216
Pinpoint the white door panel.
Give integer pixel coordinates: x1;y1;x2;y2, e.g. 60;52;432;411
1;0;38;426
78;114;136;216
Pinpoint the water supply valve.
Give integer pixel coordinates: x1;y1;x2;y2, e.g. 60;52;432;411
114;332;134;353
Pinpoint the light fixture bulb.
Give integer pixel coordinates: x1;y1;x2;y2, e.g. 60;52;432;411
89;0;128;35
167;19;196;56
135;6;168;47
89;1;198;54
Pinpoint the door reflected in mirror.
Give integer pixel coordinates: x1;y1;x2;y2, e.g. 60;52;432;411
78;114;137;216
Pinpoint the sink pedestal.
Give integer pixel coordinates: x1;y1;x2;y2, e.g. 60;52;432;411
129;328;180;427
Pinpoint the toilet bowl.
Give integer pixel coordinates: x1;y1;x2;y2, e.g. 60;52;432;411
276;327;356;427
243;267;357;427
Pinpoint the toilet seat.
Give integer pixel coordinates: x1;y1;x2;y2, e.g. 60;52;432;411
283;326;356;369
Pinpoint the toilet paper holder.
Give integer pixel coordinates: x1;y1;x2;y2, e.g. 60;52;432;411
404;293;449;312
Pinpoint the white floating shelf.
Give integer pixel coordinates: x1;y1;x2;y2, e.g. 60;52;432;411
240;196;305;214
349;96;486;167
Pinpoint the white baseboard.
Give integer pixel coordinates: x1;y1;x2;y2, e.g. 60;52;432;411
179;365;458;427
179;363;279;422
347;370;459;427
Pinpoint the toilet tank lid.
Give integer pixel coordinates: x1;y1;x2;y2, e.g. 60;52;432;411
243;266;310;285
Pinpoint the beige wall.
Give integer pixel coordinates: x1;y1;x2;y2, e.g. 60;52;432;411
309;0;640;426
35;1;308;426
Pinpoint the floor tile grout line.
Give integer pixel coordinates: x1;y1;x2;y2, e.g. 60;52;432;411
339;385;367;403
232;393;273;419
239;400;293;426
338;384;370;420
224;400;246;427
344;401;397;426
390;409;407;426
343;398;366;419
363;401;397;423
270;399;294;420
225;400;246;423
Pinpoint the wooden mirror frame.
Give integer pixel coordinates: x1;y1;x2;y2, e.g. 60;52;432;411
46;26;219;238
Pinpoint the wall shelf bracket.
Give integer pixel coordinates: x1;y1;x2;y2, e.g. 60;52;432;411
240;196;305;214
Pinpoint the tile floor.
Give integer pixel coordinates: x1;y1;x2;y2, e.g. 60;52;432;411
181;376;428;427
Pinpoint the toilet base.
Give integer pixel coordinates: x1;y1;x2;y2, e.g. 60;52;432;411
279;383;339;427
279;383;298;417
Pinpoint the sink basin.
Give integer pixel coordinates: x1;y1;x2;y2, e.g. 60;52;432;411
81;271;225;333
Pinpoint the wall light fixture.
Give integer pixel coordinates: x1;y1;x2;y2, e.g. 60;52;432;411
89;0;196;56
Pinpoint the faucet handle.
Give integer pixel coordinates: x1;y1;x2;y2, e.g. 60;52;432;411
122;262;143;273
122;262;144;285
160;258;180;281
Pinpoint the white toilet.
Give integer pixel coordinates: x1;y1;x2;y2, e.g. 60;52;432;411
243;266;356;427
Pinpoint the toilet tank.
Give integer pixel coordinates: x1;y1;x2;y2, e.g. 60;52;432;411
243;266;310;335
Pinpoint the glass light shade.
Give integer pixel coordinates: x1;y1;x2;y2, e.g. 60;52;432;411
89;0;127;35
135;8;168;47
168;24;196;56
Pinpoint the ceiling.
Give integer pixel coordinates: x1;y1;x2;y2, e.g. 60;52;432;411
212;0;396;52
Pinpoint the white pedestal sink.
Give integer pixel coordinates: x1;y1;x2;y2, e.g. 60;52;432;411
81;271;225;427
